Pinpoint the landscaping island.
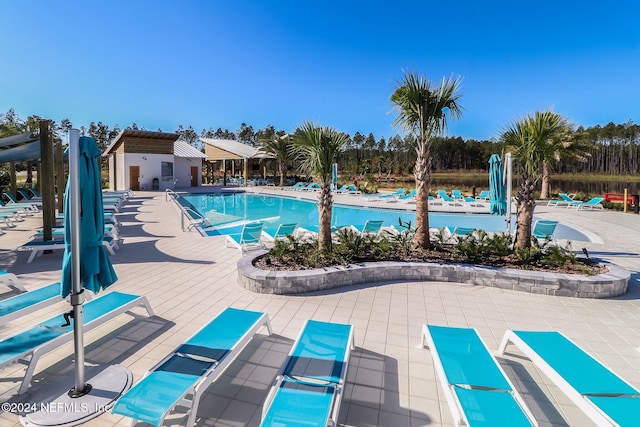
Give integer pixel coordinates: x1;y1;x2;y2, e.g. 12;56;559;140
238;252;630;298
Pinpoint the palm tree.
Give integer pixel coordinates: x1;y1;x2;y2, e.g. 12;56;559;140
292;121;349;252
501;110;571;248
390;71;463;248
538;123;591;199
259;133;293;186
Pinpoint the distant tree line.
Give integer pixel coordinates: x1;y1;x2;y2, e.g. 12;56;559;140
1;108;639;177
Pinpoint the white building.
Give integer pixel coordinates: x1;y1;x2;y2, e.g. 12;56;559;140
103;130;207;191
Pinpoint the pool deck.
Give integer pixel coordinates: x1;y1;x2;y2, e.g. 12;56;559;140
0;186;639;426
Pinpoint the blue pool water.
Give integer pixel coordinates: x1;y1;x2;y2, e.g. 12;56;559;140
181;192;592;242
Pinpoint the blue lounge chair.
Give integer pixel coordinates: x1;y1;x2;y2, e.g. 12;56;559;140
0;212;17;229
0;291;153;394
0;269;25;291
499;330;640;427
437;189;458;203
16;189;41;202
303;183;322;192
349;220;384;236
112;307;272;427
399;188;417;201
0;282;65;326
364;188;405;202
532;220;558;242
284;182;307;191
475;190;490;201
263;223;299;242
547;193;575;207
444;226;476;242
261;319;354;427
422;325;537;427
568;197;605;210
0;197;39;212
225;222;266;254
451;189;465;200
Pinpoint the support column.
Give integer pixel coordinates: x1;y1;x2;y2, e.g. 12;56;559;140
55;137;66;213
40;120;55;241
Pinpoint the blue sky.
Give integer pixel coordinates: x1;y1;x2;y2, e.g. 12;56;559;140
1;1;639;141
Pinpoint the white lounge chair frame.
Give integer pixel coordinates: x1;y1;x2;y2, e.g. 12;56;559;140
0;270;25;291
18;237;120;263
0;292;153;394
499;330;636;427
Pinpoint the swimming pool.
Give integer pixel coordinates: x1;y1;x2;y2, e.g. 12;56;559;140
180;192;593;242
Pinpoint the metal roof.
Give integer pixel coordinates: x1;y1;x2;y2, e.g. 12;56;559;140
0;132;41;162
174;140;207;159
200;138;271;159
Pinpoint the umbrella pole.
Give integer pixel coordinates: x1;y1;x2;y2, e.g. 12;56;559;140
505;152;513;234
68;129;89;396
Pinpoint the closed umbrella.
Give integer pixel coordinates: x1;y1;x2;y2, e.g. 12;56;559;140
489;154;507;216
23;131;126;427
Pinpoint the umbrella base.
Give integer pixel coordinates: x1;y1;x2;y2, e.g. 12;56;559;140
19;364;132;427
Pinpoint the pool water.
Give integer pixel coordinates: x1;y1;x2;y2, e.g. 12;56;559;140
181;192;592;242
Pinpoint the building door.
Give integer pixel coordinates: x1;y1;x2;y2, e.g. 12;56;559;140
190;166;198;187
129;166;140;191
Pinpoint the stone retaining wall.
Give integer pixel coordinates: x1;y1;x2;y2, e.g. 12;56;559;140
237;251;630;298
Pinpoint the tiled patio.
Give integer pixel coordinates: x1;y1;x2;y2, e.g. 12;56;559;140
0;188;639;426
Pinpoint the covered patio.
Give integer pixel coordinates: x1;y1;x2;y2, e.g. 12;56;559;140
200;138;273;186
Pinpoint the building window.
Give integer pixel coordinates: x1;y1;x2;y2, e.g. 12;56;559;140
161;162;173;182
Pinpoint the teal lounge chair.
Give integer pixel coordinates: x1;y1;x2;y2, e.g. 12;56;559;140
568;197;605;210
0;212;17;228
363;188;405;202
499;330;640;427
18;236;120;263
263;223;299;242
303;183;322;191
437;189;457;203
285;182;307;191
547;193;575;207
0;291;153;394
0;197;39;213
444;226;476;242
349;220;384;236
112;307;272;427
16;189;41;202
0;269;25;291
532;220;558;242
0;282;67;326
451;189;465;200
225;222;265;254
422;325;538;427
260;319;354;427
475;190;490;201
399;188;417;200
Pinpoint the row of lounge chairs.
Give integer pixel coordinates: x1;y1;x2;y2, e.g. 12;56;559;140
14;190;131;262
423;324;639;427
548;193;605;210
0;272;636;426
224;219;392;254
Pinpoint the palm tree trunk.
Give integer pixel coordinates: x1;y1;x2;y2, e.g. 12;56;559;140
414;148;431;248
514;176;536;248
279;161;287;186
540;161;550;199
318;183;333;252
